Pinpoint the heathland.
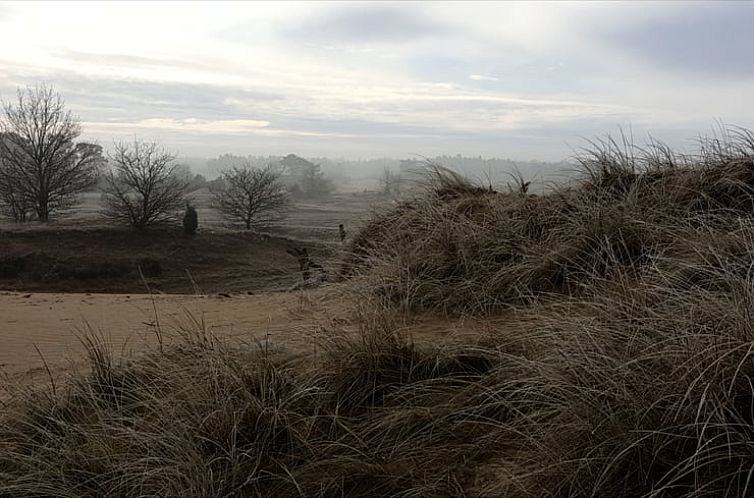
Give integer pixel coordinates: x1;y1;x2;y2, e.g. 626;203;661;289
4;130;754;497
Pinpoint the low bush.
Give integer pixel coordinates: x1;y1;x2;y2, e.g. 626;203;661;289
0;254;162;281
183;204;198;236
47;258;132;281
0;254;28;278
135;257;162;277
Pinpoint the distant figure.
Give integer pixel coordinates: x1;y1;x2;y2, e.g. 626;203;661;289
338;224;346;243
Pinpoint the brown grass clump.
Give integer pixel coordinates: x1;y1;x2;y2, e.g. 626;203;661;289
346;127;754;315
0;322;519;497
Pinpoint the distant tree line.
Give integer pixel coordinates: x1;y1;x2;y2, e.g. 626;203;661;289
205;153;571;196
207;153;333;199
0;83;566;229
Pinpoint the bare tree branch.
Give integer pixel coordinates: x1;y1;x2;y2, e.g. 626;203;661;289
0;85;103;222
211;163;289;230
379;166;401;196
102;140;189;228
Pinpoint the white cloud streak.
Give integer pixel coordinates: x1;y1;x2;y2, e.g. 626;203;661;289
0;1;752;159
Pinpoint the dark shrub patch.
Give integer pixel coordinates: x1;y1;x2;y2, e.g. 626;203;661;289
47;258;132;281
0;254;28;278
135;258;162;277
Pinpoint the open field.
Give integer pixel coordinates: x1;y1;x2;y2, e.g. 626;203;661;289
0;191;385;294
41;189;386;242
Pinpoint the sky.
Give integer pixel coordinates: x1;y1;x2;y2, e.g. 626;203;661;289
0;1;752;161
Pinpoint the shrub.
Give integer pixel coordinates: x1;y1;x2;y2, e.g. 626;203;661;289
46;258;132;281
0;254;28;278
0;254;163;281
135;257;162;277
182;204;198;236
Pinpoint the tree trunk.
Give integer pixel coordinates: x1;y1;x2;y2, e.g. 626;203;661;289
37;203;49;223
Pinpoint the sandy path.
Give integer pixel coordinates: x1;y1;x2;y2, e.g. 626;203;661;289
0;288;499;399
0;290;340;384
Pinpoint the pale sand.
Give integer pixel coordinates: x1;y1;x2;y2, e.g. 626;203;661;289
0;288;493;397
0;289;343;387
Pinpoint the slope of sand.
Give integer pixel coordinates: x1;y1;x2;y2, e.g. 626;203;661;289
0;289;346;388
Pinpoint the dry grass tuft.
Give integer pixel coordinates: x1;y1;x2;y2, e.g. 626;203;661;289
346;128;754;315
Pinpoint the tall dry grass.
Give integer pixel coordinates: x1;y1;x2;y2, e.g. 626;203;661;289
0;319;515;497
5;127;754;496
346;127;754;315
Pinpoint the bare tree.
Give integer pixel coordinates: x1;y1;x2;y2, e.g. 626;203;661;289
0;86;103;222
211;164;289;230
0;141;31;222
379;166;401;196
102;140;189;228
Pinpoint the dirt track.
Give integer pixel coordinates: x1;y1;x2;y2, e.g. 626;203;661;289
0;287;494;399
0;289;344;385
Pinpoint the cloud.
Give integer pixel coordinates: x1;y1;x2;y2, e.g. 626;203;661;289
469;74;500;82
89;118;269;133
0;2;13;21
82;117;352;138
282;5;453;45
54;50;218;74
3;2;754;160
597;3;754;78
0;71;283;121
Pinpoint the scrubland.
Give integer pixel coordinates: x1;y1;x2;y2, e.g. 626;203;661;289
4;130;754;497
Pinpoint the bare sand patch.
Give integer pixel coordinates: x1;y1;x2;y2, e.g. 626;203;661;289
0;289;346;388
0;288;496;396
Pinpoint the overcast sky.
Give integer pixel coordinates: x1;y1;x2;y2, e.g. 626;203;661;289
0;1;752;160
